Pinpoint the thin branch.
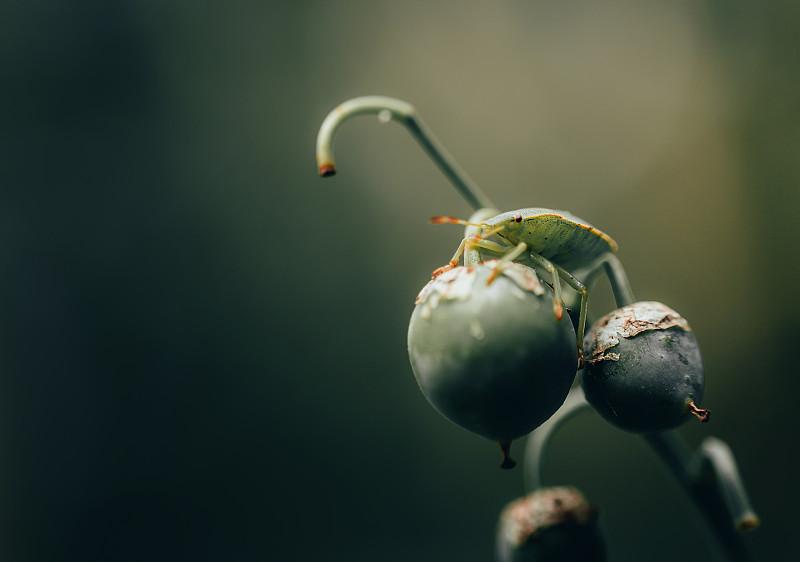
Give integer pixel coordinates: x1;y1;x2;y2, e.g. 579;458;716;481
522;387;591;491
642;432;757;562
523;386;758;562
695;437;760;533
316;96;496;211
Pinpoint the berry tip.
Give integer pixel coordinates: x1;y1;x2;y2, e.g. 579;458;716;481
499;441;517;470
687;400;710;423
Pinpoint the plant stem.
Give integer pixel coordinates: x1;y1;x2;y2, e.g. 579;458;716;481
316;96;496;211
568;253;635;314
696;437;760;533
601;253;635;308
523;387;758;561
522;387;591;491
643;432;758;562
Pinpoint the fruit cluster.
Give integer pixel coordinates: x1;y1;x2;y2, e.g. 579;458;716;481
407;259;710;560
407;261;709;466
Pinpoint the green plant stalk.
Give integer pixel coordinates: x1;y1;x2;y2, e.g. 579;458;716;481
643;432;758;562
316;96;496;211
523;387;590;491
600;253;635;309
574;252;635;310
523;391;757;561
696;437;760;533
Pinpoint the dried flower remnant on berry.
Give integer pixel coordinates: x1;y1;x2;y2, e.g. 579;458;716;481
496;487;606;561
585;301;691;364
500;487;596;546
414;260;545;320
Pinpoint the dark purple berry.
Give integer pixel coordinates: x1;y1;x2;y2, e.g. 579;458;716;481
581;301;709;433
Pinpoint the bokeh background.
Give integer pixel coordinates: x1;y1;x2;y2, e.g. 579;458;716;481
3;1;799;560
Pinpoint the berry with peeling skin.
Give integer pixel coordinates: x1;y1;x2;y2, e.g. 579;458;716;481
496;487;606;562
581;301;709;433
408;261;578;468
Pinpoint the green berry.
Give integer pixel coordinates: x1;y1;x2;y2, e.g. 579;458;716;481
496;487;606;562
408;261;578;468
581;301;709;433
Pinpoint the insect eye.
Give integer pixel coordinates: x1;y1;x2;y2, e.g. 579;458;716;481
514;215;523;223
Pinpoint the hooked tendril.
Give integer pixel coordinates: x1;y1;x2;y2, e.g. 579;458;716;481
316;95;496;211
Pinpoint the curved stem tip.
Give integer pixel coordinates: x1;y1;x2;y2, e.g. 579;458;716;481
316;95;496;211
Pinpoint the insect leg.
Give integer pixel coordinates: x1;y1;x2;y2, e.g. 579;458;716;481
485;241;528;284
431;225;506;278
527;253;564;322
553;264;588;369
431;236;471;278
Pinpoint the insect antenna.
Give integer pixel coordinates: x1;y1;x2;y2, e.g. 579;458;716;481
429;215;482;227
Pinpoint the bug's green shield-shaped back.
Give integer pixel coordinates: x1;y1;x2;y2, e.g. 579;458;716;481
485;208;617;271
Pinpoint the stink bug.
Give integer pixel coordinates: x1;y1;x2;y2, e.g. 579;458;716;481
430;208;618;368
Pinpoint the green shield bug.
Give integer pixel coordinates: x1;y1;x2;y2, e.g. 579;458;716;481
430;208;618;368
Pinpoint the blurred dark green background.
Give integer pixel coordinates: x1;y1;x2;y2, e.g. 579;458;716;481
3;1;798;560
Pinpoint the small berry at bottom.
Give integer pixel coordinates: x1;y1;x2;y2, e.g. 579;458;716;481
496;487;606;562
